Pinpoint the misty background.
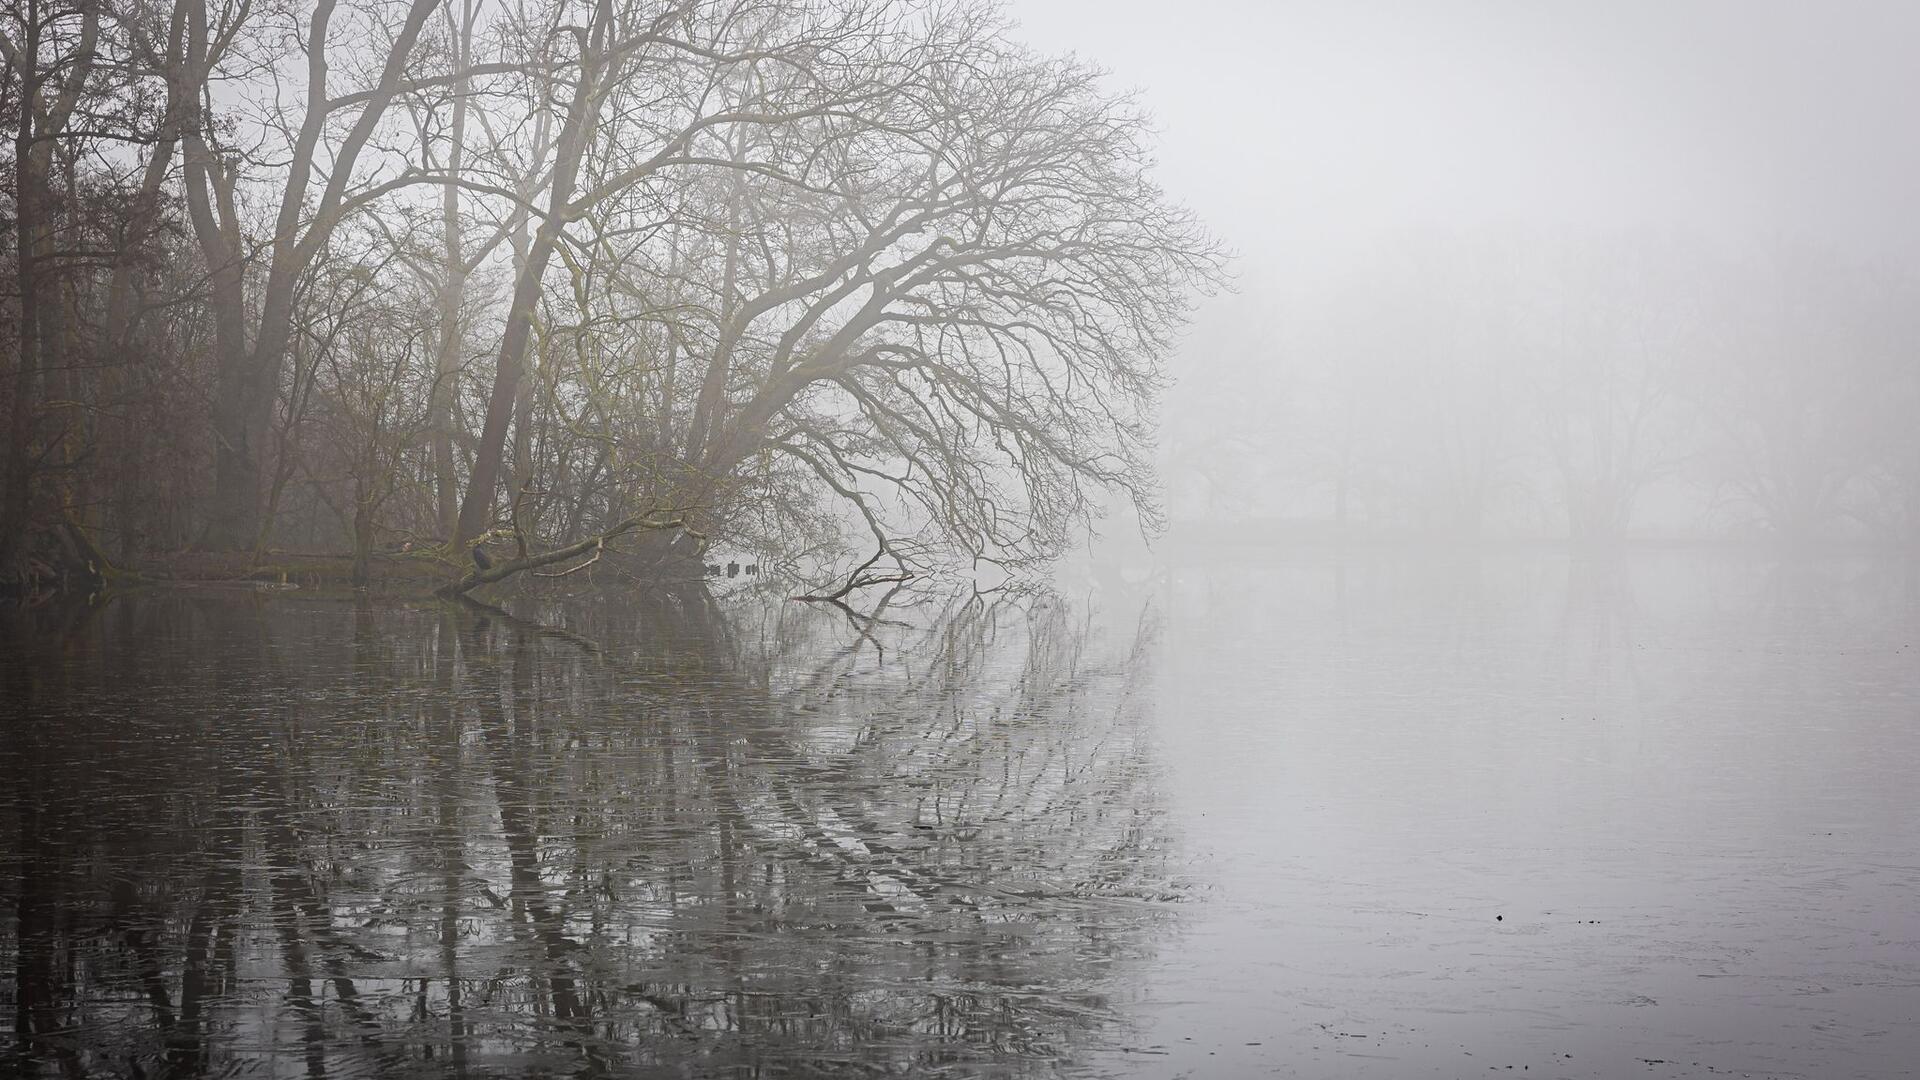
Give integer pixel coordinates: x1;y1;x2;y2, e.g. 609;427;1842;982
1016;0;1920;551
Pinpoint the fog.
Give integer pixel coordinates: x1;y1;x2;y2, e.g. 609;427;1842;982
4;3;1917;1078
1016;0;1920;548
5;0;1913;585
1018;0;1920;255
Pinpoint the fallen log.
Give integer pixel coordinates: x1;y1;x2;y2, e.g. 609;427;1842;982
435;511;694;596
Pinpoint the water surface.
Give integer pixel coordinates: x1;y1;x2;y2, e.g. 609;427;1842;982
3;553;1917;1078
1103;552;1920;1080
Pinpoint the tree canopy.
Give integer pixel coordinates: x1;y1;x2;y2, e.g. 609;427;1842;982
0;0;1223;594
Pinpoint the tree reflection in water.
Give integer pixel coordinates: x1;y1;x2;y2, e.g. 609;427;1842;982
1;590;1178;1078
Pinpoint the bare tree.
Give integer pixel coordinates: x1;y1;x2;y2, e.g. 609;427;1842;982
4;0;1223;593
447;0;935;552
184;0;443;550
1691;248;1887;547
1526;237;1697;545
309;272;437;584
1;0;100;581
512;21;1218;592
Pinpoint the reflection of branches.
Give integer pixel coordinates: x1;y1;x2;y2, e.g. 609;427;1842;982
448;591;604;656
793;542;916;604
466;620;605;1068
793;574;918;660
0;590;1172;1077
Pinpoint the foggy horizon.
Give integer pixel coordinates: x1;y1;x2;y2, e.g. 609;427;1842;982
1011;0;1920;550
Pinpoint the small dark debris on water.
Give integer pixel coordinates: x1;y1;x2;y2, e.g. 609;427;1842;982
1496;914;1503;921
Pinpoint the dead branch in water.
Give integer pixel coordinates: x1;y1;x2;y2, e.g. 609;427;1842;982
437;508;694;596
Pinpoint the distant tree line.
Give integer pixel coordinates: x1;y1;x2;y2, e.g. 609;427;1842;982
1169;229;1920;548
0;0;1222;593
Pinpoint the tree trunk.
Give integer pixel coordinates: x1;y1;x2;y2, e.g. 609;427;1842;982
458;228;559;547
510;329;538;521
352;495;373;587
431;2;473;540
2;138;45;578
190;149;261;551
454;14;602;547
198;0;439;550
1;1;98;579
181;0;258;550
98;2;189;561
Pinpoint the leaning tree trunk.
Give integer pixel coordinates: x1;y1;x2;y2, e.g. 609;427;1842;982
453;47;598;548
457;228;559;548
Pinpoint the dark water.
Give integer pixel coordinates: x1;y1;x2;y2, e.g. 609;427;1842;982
2;591;1171;1078
4;554;1918;1078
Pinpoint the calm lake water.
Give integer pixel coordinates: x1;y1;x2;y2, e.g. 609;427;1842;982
3;552;1917;1078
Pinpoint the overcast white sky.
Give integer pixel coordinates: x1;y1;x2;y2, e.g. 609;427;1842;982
1007;1;1920;543
1006;0;1920;288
